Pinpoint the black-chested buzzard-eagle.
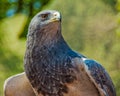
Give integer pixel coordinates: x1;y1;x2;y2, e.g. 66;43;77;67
24;10;116;96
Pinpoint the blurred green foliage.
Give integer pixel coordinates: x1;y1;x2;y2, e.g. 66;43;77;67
116;0;120;38
0;0;51;38
0;0;120;95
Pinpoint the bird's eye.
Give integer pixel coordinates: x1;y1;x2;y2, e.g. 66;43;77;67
41;14;48;19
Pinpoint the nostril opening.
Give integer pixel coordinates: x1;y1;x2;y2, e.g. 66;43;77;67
54;13;57;16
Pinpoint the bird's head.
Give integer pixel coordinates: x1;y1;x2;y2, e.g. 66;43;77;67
36;10;61;25
27;10;62;45
28;10;61;34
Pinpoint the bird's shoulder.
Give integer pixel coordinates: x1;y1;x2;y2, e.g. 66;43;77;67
72;56;116;96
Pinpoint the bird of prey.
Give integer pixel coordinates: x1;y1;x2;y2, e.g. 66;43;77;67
24;10;116;96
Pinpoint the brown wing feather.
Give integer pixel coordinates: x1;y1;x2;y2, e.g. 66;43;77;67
84;59;116;96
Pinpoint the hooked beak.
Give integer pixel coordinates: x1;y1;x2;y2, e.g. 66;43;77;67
50;11;61;22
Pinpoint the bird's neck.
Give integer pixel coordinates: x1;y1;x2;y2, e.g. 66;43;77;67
25;22;73;64
29;22;71;52
32;35;71;58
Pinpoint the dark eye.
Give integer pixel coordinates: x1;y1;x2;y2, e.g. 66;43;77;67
41;14;48;19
